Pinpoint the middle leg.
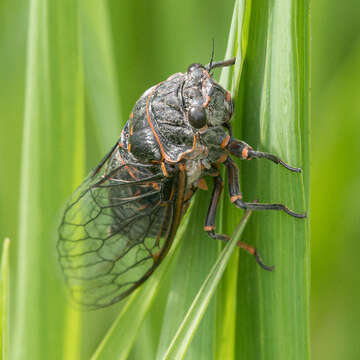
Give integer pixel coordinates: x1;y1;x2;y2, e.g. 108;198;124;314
224;157;306;218
204;174;274;270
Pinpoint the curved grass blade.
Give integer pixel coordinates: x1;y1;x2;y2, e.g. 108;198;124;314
10;1;85;359
155;193;219;360
78;4;126;355
235;0;310;359
80;0;123;154
0;3;27;244
219;0;251;97
163;210;252;360
90;205;193;360
216;1;252;358
0;238;10;359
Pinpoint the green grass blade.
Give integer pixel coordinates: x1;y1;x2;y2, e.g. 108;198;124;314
89;206;192;360
155;195;218;360
10;1;85;359
80;0;123;154
219;0;251;97
163;210;252;360
0;238;10;360
215;1;251;358
0;2;27;244
235;0;310;359
76;3;126;356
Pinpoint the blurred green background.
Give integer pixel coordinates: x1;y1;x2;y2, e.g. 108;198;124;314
0;0;359;359
311;0;360;358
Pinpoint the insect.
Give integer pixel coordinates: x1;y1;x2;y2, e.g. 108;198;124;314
58;57;306;309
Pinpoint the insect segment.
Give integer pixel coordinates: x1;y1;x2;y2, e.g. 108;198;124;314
58;58;306;309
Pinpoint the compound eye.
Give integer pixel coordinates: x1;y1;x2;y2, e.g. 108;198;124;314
188;106;207;129
187;63;203;73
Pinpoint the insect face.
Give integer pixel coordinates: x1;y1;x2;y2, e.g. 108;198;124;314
185;63;234;128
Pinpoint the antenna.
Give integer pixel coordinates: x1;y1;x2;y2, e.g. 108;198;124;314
206;57;236;71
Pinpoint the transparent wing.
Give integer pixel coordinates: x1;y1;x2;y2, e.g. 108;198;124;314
58;148;183;309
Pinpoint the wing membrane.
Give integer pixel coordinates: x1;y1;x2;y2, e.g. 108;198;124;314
58;146;183;309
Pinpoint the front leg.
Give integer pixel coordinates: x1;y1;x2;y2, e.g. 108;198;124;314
224;157;306;218
227;138;302;173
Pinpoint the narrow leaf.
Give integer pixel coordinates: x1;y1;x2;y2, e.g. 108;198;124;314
10;1;85;358
0;238;10;360
219;0;251;97
235;0;310;359
216;1;251;358
155;195;219;360
90;206;193;360
163;210;252;359
80;0;123;153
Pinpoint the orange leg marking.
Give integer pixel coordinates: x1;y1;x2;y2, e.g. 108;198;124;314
196;178;208;191
204;225;215;231
230;194;243;203
216;153;228;163
220;134;231;149
241;147;249;159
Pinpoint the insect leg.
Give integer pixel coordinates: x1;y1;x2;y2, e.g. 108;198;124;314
204;180;273;270
236;239;274;271
212;231;274;271
227;138;302;173
224;157;306;218
204;175;229;241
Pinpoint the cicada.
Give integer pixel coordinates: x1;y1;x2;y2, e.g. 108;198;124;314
58;58;305;309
